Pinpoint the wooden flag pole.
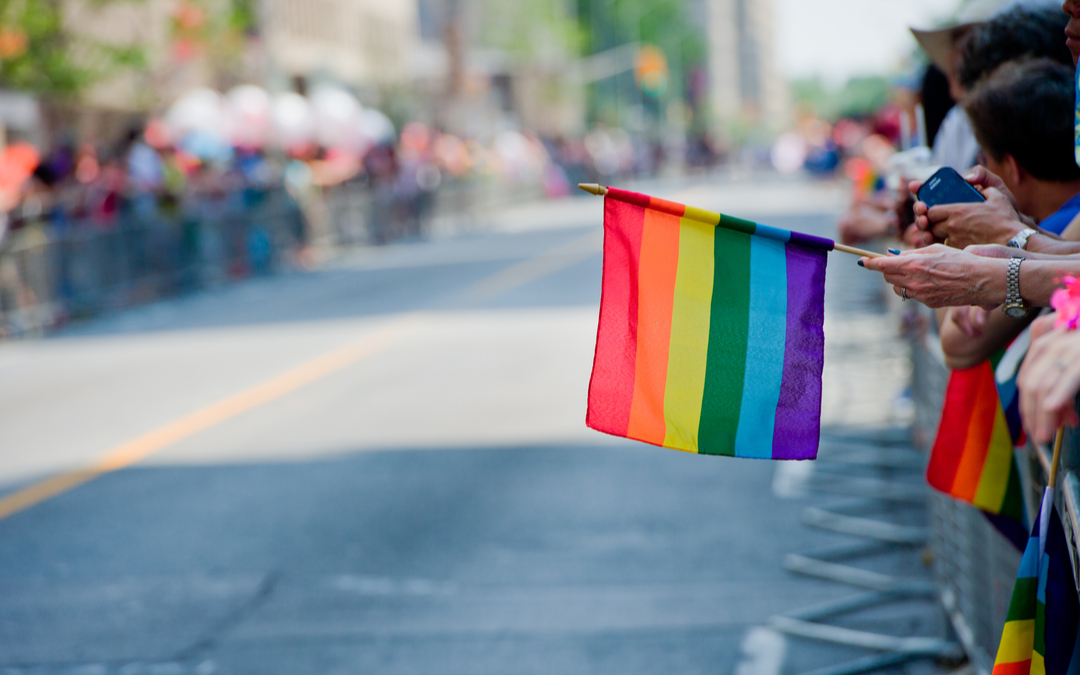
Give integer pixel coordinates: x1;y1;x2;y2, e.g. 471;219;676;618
577;183;884;258
1048;426;1066;490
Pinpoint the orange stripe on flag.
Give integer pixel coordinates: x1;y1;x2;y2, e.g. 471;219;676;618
626;208;681;445
952;367;998;500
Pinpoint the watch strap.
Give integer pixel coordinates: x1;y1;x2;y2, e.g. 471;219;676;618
1007;227;1037;249
1005;256;1026;310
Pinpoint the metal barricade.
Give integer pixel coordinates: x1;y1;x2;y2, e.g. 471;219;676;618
911;308;1080;674
0;177;543;339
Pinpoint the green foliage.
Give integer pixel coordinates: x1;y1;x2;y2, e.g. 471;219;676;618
475;0;584;63
790;75;894;121
0;0;84;96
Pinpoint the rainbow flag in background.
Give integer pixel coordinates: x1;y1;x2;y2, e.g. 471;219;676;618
992;489;1080;675
586;187;831;459
928;341;1029;548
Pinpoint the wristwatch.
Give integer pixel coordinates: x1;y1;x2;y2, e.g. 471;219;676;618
1002;256;1029;319
1007;227;1037;250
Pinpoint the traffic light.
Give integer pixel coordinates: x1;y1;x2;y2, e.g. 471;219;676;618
635;45;668;98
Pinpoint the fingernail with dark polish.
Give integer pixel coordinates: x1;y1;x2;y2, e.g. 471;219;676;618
857;259;865;267
888;248;900;255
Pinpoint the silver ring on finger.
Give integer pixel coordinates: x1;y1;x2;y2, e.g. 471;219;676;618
901;287;909;301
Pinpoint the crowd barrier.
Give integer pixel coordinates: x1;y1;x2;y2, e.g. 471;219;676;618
911;306;1080;675
0;177;542;338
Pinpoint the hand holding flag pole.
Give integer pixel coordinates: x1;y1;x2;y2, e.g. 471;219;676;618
577;184;885;259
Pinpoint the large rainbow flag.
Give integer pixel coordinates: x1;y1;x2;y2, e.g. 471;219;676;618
992;489;1080;675
928;341;1029;548
586;187;831;459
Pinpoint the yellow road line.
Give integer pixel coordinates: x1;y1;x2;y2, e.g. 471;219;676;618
0;314;423;521
0;228;603;522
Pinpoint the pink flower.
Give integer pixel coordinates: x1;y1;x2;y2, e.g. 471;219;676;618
1051;276;1080;330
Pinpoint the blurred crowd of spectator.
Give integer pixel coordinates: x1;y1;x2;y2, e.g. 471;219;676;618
0;80;720;338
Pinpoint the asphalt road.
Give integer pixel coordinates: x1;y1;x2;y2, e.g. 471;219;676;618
0;176;934;674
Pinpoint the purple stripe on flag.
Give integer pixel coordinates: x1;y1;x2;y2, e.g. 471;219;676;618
787;231;835;251
771;242;827;459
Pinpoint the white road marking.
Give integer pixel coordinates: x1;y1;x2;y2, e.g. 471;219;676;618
735;626;787;675
773;460;814;498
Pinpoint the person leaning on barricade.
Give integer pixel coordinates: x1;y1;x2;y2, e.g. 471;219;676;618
926;57;1080;367
839;2;1070;249
863;0;1080;313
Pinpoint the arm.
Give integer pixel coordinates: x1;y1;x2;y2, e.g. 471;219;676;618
860;244;1080;308
939;305;1033;370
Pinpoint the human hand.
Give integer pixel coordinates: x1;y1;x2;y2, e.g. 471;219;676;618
1018;326;1080;444
949;305;989;338
924;190;1024;248
901;223;934;249
838;203;899;245
860;244;1007;308
963;165;1020;211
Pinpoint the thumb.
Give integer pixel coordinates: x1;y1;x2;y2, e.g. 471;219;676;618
965;244;1012;259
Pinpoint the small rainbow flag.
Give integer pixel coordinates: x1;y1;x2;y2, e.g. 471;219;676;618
586;187;831;459
992;489;1080;675
928;341;1029;547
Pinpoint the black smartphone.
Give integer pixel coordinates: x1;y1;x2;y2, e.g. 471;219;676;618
916;166;985;206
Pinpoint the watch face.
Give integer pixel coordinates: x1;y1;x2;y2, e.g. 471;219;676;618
1003;304;1028;319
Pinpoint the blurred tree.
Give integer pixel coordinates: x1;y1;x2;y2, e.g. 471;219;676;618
0;0;144;98
474;0;583;63
790;75;893;121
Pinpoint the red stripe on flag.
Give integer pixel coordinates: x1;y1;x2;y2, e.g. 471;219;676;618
586;197;645;436
928;364;989;494
991;659;1032;675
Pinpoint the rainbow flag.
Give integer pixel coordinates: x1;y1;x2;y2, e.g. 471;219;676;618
586;187;831;459
928;340;1029;548
993;489;1080;675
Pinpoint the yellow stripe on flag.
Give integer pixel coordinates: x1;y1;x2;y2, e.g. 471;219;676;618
662;217;715;452
995;620;1035;665
1031;651;1046;675
973;405;1014;512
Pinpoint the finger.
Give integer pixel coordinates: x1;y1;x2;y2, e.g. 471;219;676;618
909;180;923;196
913;200;928;215
925;205;954;224
931;224;951;242
1030;315;1059;342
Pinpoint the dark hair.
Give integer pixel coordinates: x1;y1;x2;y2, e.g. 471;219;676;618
956;8;1072;90
920;64;954;148
963;58;1080;182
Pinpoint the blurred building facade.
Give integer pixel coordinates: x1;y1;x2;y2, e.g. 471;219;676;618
261;0;419;88
703;0;786;129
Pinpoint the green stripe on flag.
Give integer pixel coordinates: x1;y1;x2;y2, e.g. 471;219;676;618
1001;458;1025;522
698;226;752;455
1006;577;1039;621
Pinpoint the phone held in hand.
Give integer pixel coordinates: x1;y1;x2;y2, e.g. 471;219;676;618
916;167;986;206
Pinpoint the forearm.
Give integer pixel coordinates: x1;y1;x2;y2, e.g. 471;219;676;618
1022;234;1080;255
1020;259;1080;306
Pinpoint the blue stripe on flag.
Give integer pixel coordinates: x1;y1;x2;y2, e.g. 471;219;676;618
734;235;788;458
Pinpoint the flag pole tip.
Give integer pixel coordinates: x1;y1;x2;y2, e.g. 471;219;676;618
578;183;608;196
